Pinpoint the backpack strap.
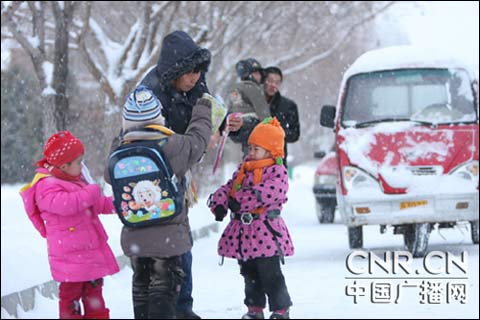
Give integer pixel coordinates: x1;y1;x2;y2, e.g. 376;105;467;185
145;124;174;136
121;124;173;145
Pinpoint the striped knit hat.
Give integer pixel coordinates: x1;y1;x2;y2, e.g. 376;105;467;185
122;86;165;131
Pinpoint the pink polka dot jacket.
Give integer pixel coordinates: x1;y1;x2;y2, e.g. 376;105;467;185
209;164;294;261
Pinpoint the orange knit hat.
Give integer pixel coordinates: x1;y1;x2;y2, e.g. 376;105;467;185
248;117;285;163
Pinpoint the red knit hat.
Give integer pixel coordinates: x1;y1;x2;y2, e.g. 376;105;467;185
36;131;84;168
248;117;285;162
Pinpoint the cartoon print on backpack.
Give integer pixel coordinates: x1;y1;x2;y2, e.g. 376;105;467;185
109;136;182;228
120;179;175;221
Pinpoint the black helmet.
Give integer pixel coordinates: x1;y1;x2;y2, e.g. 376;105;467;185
235;58;263;80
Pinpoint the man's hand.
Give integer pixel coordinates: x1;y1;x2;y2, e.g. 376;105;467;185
227;113;243;132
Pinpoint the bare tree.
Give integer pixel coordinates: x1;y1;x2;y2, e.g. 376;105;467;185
2;1;398;184
2;0;395;126
74;1;395;109
74;1;180;110
1;1;79;140
187;2;395;91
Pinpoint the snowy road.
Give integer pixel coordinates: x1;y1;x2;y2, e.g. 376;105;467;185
2;164;479;318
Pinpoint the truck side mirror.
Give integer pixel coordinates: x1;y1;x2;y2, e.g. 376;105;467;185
320;105;336;128
314;151;326;159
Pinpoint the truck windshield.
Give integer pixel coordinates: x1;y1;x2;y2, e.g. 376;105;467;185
342;68;477;127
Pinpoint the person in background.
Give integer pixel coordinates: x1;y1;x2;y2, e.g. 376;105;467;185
228;58;271;157
20;131;119;319
208;118;294;319
263;66;300;167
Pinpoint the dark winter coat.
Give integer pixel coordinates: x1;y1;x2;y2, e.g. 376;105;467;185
141;30;211;134
229;116;261;156
106;99;212;258
268;92;300;164
209;164;294;261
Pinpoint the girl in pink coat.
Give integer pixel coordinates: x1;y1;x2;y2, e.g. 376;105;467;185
208;118;294;319
20;131;119;319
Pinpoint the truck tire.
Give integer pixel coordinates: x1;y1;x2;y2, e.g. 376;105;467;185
315;202;322;223
348;226;363;249
470;220;479;244
316;203;335;224
403;223;430;258
321;206;335;223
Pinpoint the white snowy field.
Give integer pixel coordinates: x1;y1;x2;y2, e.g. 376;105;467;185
1;164;479;319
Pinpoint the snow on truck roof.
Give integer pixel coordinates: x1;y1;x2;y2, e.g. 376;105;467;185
343;45;476;81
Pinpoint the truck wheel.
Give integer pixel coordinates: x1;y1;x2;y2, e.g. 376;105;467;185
348;226;363;249
315;202;322;223
470;220;479;244
316;200;336;224
320;206;335;223
403;223;430;258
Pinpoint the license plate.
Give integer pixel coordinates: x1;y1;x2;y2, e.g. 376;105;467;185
400;200;428;210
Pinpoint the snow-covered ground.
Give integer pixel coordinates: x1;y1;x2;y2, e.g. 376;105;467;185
1;164;479;318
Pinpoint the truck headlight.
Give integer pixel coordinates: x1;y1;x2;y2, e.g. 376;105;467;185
449;161;479;182
342;166;378;192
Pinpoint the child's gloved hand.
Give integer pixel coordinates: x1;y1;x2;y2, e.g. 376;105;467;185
228;197;241;213
213;206;227;222
207;193;228;221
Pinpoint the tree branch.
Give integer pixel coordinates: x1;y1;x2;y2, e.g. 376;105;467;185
27;1;45;55
2;1;47;87
284;2;396;75
211;2;274;58
130;2;152;70
76;1;117;105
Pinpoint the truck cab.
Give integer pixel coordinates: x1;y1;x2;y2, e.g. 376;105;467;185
321;46;479;257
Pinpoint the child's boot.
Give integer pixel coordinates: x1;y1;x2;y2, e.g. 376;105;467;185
269;308;289;319
242;306;265;319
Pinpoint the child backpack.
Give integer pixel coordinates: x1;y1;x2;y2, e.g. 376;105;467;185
107;138;184;228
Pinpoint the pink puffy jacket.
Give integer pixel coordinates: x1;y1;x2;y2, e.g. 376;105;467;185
20;168;119;282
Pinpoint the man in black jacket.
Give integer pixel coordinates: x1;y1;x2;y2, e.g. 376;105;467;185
139;30;211;320
263;66;300;167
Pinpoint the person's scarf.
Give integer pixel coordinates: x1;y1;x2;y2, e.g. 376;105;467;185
36;161;81;181
230;158;275;214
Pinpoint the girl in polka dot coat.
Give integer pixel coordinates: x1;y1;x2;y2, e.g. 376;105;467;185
208;117;293;319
